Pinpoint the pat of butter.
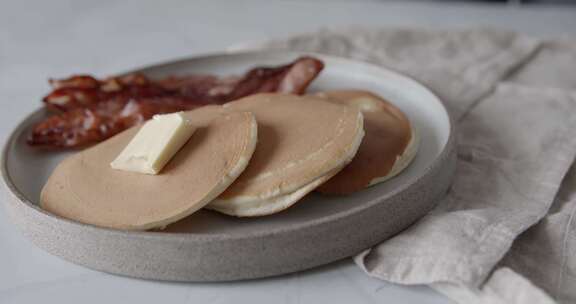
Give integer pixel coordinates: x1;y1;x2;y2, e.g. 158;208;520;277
110;112;195;174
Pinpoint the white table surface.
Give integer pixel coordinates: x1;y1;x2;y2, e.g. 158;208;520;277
1;1;575;303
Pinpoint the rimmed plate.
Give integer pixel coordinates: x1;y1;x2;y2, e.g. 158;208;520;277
1;51;456;281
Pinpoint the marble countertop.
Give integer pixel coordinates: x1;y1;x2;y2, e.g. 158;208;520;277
1;1;575;303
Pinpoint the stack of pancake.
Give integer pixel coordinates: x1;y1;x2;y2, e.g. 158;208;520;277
41;91;418;230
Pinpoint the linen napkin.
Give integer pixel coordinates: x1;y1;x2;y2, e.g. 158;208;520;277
242;28;576;303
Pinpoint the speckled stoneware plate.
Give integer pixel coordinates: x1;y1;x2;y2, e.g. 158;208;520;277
1;51;456;282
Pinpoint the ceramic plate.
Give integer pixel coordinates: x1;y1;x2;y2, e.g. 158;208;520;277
1;51;456;281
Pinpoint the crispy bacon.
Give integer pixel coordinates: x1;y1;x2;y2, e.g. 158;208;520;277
227;56;324;99
30;97;196;148
43;73;169;112
28;56;324;148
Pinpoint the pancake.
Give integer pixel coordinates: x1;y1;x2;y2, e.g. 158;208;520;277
315;90;418;194
40;107;258;230
207;93;364;217
207;166;342;217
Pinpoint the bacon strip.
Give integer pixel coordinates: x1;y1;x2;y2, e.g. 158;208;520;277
43;73;168;112
28;56;324;148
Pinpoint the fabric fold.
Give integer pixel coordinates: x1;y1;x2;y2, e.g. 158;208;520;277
355;83;576;290
246;27;576;303
248;27;539;119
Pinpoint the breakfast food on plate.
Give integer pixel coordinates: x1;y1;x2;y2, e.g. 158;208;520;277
314;90;418;194
40;108;258;230
36;56;420;230
207;93;365;217
28;56;324;148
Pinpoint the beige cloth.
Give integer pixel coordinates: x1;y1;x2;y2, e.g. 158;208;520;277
244;28;576;303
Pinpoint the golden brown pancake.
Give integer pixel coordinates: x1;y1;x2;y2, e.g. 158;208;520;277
41;107;258;230
207;93;364;216
315;90;417;194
